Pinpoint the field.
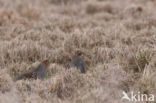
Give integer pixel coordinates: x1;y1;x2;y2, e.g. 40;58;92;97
0;0;156;103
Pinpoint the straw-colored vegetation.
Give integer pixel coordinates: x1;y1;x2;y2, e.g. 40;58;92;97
0;0;156;103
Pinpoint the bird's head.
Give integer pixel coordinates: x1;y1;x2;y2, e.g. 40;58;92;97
42;59;49;67
75;50;82;57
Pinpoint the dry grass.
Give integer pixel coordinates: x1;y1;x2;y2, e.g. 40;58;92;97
0;0;156;103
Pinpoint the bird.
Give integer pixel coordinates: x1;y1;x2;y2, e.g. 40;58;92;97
14;60;49;81
68;51;86;73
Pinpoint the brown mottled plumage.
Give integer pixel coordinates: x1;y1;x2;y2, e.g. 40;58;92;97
14;60;49;81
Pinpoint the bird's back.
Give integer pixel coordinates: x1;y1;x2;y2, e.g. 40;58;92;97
14;71;36;81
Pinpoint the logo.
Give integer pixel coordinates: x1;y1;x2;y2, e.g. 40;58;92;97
121;91;155;102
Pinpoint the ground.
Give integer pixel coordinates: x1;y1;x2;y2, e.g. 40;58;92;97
0;0;156;103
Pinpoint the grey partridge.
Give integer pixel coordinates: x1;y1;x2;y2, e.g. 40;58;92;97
69;51;86;73
15;60;49;81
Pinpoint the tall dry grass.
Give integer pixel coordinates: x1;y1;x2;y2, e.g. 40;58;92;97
0;0;156;103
